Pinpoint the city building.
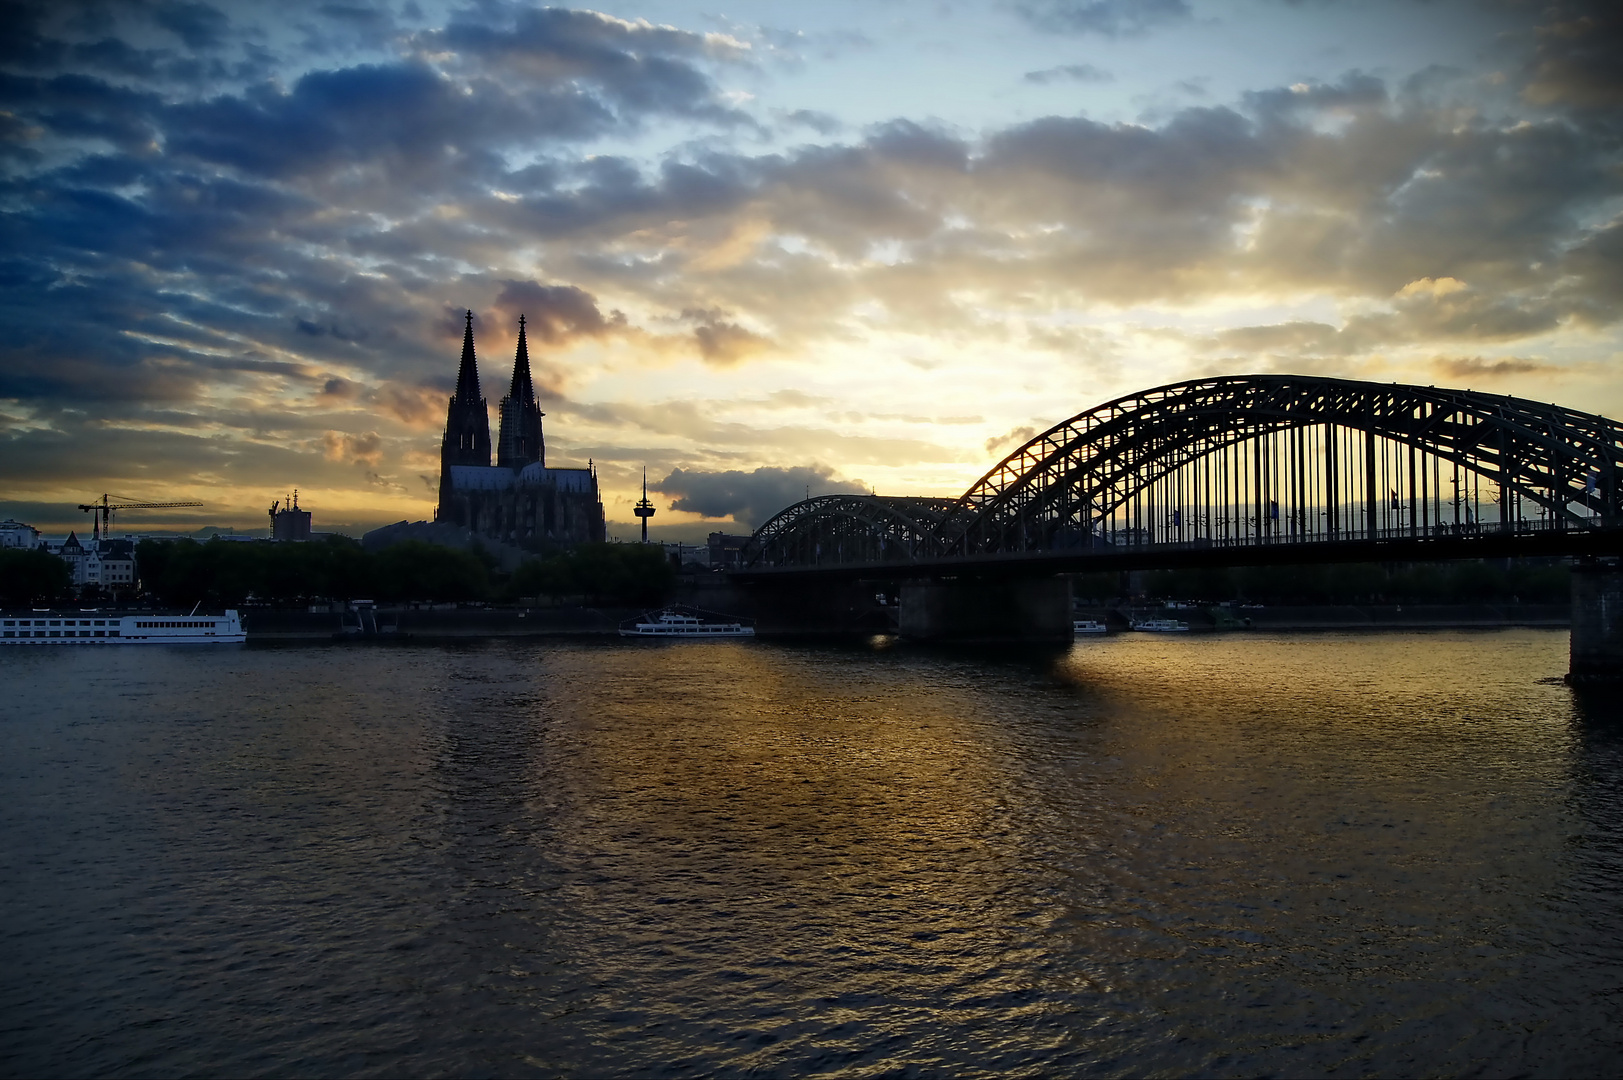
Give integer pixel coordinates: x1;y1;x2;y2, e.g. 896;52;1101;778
707;532;753;570
434;312;605;551
660;541;710;571
37;532;136;591
55;532;86;583
95;539;136;589
0;519;40;549
269;492;313;541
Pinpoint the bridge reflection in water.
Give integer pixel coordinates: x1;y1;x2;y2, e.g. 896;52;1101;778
726;376;1623;670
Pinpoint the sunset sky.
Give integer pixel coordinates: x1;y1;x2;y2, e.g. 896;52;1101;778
2;0;1619;540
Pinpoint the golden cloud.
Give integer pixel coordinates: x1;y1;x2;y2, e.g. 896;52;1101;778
322;430;386;466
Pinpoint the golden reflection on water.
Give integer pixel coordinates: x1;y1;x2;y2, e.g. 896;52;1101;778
473;629;1604;1074
4;630;1617;1077
534;639;1018;907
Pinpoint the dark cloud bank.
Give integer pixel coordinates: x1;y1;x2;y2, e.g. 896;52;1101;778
654;465;867;528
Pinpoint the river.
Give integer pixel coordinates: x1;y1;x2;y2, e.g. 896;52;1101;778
2;629;1620;1076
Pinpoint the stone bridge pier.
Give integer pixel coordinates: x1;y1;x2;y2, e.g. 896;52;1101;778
1571;558;1623;681
897;575;1074;644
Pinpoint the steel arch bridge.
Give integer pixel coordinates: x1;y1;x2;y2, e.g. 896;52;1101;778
742;374;1623;577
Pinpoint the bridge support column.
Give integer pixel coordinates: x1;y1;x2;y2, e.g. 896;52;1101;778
1571;558;1623;682
898;576;1073;644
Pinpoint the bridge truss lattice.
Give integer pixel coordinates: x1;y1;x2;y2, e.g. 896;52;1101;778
745;375;1623;572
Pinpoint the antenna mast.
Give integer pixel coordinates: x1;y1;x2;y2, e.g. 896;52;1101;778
633;467;656;543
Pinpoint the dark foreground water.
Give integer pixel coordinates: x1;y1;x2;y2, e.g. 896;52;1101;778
2;630;1621;1078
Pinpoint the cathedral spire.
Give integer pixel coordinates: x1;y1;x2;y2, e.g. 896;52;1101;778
454;309;482;403
496;313;546;469
510;314;535;404
439;308;492;522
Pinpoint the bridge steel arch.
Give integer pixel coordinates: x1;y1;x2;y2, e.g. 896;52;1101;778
941;375;1623;556
748;494;959;570
743;375;1623;571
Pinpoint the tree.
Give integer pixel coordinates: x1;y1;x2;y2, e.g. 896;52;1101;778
135;536;491;605
510;543;675;605
371;541;489;602
0;548;72;606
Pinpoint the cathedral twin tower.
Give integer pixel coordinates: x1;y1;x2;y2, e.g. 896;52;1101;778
442;310;542;474
436;311;605;549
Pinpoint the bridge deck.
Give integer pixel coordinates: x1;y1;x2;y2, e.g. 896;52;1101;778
732;525;1623;583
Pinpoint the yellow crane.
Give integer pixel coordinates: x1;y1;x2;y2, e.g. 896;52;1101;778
77;494;205;540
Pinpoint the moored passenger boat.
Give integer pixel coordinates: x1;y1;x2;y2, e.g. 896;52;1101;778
1;609;246;644
1073;619;1108;634
619;608;754;638
1130;618;1189;633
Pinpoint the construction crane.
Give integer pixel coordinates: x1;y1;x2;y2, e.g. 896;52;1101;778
78;494;205;540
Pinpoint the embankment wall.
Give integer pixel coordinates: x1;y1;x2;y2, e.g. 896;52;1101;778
245;606;641;640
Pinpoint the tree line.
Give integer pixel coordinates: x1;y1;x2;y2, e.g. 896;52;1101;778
0;537;674;607
0;548;73;606
132;537;675;607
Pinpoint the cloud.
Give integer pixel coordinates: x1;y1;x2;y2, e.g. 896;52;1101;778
322;429;385;466
1011;0;1191;38
1204;284;1569;360
424;5;749;124
1024;64;1113;85
685;309;772;365
318;376;362;400
372;382;447;428
1394;276;1469;299
985;425;1037;456
152;2;231;51
653;464;867;526
1522;1;1623;115
493;280;626;344
1429;356;1562;381
776;108;842;134
1559;218;1623;314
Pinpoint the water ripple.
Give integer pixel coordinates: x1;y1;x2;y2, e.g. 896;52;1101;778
2;630;1620;1077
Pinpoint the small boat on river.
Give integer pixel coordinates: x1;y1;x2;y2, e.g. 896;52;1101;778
619;608;755;638
1130;618;1189;633
1073;619;1108;635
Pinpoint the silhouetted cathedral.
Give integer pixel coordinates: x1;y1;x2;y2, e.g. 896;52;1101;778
436;311;605;549
498;315;544;468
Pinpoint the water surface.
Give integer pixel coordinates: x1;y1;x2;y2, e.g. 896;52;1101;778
2;630;1620;1076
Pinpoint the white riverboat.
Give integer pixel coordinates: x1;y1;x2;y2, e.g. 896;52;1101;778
1130;618;1189;633
1073;619;1108;634
619;609;755;639
1;609;246;645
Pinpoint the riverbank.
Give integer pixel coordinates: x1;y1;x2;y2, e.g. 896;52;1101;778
1082;602;1570;631
244;605;642;640
241;601;1573;640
